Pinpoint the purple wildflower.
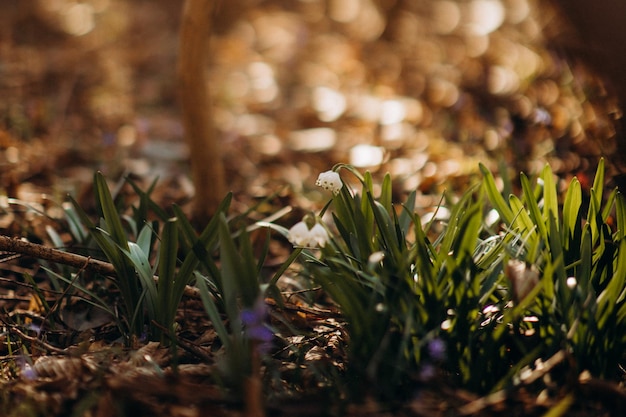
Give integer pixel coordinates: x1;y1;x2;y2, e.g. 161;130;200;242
418;363;436;381
427;338;446;362
17;357;37;381
241;297;273;354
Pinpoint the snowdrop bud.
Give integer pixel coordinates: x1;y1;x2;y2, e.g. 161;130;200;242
316;170;343;195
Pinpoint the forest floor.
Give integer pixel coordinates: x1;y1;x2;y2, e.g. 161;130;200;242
0;0;625;415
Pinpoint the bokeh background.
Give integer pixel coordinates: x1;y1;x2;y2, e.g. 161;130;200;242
0;0;621;212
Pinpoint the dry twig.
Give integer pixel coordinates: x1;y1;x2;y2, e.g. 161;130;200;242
0;235;200;298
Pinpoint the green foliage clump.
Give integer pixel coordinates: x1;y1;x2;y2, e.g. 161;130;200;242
38;159;626;408
61;173;278;396
293;160;626;401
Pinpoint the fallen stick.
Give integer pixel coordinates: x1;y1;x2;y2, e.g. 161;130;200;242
0;235;200;298
0;235;116;276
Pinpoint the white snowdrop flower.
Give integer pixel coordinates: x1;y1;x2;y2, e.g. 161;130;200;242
315;170;343;195
308;223;330;248
287;221;329;248
287;221;311;247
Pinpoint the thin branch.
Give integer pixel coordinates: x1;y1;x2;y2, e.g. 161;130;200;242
6;323;67;355
0;235;116;276
0;235;201;298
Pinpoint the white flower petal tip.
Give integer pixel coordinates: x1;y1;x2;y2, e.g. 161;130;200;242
315;170;343;195
287;222;310;247
287;221;329;248
308;223;329;248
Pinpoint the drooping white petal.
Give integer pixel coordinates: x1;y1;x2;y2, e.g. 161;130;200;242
287;221;311;247
308;223;329;248
315;170;343;195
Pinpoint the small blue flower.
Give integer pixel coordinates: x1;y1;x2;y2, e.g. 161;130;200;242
418;363;436;381
427;338;446;362
18;357;37;381
241;297;274;353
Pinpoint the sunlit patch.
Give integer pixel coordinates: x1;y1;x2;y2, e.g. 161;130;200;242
351;94;381;122
422;161;438;178
388;157;415;177
381;123;414;147
61;3;96;36
250;134;282;156
484;208;501;227
117;124;136;147
515;45;542;80
432;1;461;35
333;0;386;42
235;114;276;136
484;129;501;151
483;304;500;315
312;86;347;122
224;71;250;99
464;0;506;36
439;159;461;177
379;100;406;125
247;61;279;103
328;0;360;23
427;78;460;107
506;0;531;24
441;319;452;331
420;206;451;226
566;277;577;289
349;144;384;168
506;260;540;303
488;65;520;95
300;62;341;90
5;146;19;164
288;128;336;152
368;251;385;265
464;33;490;57
252;12;300;63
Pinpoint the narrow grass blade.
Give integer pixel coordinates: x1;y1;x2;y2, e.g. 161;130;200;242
196;272;231;351
94;172;129;251
480;163;515;225
157;218;179;334
562;177;582;252
541;164;559;232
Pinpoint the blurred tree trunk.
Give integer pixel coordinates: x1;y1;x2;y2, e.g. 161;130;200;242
178;0;226;225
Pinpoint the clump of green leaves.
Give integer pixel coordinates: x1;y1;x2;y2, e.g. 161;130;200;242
294;165;503;399
64;173;236;344
39;160;626;409
293;161;626;402
64;173;280;397
483;159;626;382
